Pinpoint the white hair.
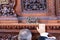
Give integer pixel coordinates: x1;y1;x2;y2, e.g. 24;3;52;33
18;29;32;40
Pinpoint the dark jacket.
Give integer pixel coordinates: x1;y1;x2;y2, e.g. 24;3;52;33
38;36;47;40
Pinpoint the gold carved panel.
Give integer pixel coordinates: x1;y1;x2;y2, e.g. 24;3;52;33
0;0;9;4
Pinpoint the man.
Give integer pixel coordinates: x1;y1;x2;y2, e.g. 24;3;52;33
37;24;56;40
18;29;32;40
38;33;48;40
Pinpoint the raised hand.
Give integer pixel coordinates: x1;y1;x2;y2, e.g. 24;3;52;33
36;24;45;34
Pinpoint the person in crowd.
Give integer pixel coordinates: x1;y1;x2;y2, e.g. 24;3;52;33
18;29;32;40
37;25;56;40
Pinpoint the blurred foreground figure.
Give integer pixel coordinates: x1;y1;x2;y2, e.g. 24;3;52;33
18;29;32;40
37;24;56;40
38;32;48;40
38;32;56;40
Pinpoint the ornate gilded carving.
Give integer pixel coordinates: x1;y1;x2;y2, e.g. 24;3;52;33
0;0;9;4
0;0;16;16
26;17;38;23
0;24;59;40
0;34;18;40
22;0;46;11
46;25;60;30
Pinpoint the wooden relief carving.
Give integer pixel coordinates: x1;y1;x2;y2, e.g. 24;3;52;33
56;0;60;16
0;0;9;4
22;0;47;12
26;17;38;23
0;0;16;16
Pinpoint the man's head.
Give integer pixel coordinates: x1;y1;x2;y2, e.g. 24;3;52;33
18;29;32;40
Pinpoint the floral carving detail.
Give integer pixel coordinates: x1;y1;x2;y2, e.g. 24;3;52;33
22;0;46;11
